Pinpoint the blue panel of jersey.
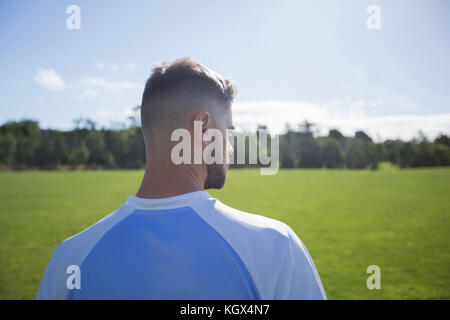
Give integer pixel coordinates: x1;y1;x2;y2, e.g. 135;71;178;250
67;207;261;299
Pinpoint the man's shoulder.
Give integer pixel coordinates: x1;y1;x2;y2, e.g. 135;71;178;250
52;205;134;262
191;196;308;299
191;196;295;245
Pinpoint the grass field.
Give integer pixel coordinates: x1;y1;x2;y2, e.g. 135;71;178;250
0;167;449;299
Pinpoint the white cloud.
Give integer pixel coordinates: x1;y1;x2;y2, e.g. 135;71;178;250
77;88;97;100
95;62;120;72
78;77;141;91
124;106;139;118
95;61;136;72
233;100;450;141
95;109;117;118
126;61;136;70
33;69;66;90
94;106;140;126
100;95;121;104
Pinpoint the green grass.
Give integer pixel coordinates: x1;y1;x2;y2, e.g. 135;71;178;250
0;168;449;299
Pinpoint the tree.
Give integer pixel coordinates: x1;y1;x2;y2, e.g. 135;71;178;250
279;131;299;168
35;130;68;169
69;142;90;168
398;142;416;168
1;120;41;168
280;137;295;168
298;120;315;137
431;143;450;166
382;139;402;164
1;117;448;171
123;127;146;169
345;138;377;169
320;138;344;168
412;141;434;167
0;133;16;166
435;134;450;147
298;136;321;168
85;131;108;165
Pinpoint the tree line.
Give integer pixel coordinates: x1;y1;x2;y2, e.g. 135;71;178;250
277;122;450;169
0;119;449;170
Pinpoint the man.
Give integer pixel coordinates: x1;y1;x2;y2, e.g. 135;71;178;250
37;58;326;300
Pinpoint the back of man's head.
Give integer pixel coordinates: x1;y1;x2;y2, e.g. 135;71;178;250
141;57;236;151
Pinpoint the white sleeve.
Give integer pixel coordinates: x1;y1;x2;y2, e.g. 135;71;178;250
274;229;327;300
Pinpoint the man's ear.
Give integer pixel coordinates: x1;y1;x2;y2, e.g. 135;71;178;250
193;111;211;133
192;111;212;149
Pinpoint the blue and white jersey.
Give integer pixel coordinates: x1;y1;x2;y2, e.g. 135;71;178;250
36;191;326;300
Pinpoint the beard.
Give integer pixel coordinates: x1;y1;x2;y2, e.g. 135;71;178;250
204;163;228;189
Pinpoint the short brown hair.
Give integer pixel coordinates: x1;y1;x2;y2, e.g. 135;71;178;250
140;57;236;143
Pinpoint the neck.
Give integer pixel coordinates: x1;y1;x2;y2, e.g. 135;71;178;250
136;155;206;199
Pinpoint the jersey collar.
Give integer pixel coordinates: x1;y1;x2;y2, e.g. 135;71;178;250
125;190;211;210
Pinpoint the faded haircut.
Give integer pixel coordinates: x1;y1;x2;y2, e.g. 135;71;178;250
140;57;237;145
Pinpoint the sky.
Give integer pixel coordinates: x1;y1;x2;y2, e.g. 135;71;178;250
0;0;449;141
